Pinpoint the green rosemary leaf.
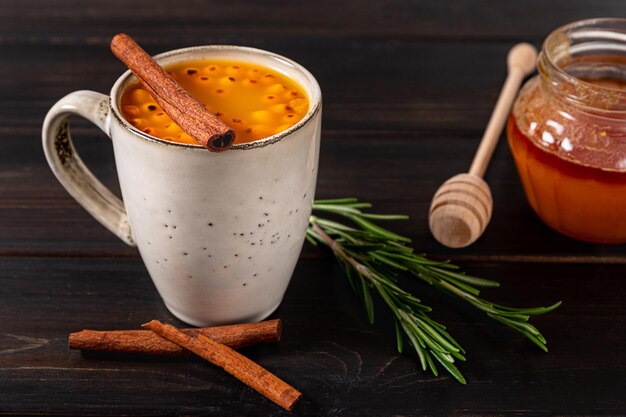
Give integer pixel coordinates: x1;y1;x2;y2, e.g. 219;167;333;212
490;313;543;337
401;321;428;370
306;228;324;246
414;267;482;296
401;295;432;313
360;213;410;220
340;203;373;209
422;319;466;354
394;320;404;353
414;316;463;356
421;258;460;270
348;215;412;243
343;262;359;297
311;217;360;233
425;351;439;377
433;351;467;384
313;205;364;216
430;266;501;288
361;275;375;324
491;315;548;350
492;300;562;315
371;252;409;271
313;197;359;205
388;242;415;254
399;311;447;354
341;243;387;252
305;231;318;246
525;334;549;352
380;252;428;264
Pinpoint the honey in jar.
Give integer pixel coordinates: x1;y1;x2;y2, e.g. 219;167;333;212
120;59;309;145
507;18;626;243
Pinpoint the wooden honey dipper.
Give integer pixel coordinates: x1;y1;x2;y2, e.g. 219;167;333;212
429;43;538;248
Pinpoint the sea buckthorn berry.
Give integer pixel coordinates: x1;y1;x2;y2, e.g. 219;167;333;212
143;127;159;136
246;68;260;79
218;76;235;86
123;105;140;117
225;65;242;76
282;114;297;123
270;103;290;114
143;103;159;113
267;84;287;94
260;74;276;85
203;65;221;76
164;123;182;133
289;98;308;114
186;68;200;76
150;112;169;123
251;110;274;123
130;88;151;102
130;118;146;128
241;78;258;87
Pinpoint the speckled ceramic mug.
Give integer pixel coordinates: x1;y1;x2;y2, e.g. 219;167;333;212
42;46;322;326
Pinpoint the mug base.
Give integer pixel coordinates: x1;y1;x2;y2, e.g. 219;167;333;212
164;300;282;327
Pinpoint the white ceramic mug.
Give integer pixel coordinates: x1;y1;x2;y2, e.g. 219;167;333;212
42;46;322;326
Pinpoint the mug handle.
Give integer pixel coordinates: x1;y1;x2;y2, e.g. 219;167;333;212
42;90;136;246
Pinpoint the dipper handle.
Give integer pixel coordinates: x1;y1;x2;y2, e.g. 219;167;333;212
429;43;537;248
469;43;538;177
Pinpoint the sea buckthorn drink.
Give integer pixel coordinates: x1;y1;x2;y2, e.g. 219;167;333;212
508;19;626;243
121;59;309;144
43;45;322;326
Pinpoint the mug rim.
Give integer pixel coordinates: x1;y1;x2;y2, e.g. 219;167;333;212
109;44;321;150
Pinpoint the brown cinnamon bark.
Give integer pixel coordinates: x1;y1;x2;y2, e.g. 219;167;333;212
143;320;301;411
110;33;235;151
69;319;281;356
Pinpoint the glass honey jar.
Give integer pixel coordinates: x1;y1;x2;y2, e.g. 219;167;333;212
507;18;626;243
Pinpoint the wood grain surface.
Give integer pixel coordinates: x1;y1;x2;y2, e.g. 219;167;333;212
0;1;625;415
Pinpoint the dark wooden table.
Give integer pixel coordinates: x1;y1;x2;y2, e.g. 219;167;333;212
1;1;625;415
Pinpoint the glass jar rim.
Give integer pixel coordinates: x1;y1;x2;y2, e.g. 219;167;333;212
538;17;626;115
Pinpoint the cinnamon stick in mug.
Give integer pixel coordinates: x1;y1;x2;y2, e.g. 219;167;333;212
69;319;281;356
110;33;235;151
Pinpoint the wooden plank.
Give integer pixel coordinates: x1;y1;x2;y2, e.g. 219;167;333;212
0;256;623;415
1;0;624;43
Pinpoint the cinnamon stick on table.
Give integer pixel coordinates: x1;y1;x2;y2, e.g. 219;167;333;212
69;319;281;356
110;33;235;151
143;320;301;412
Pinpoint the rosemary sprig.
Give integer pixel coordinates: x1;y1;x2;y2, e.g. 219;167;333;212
307;198;561;384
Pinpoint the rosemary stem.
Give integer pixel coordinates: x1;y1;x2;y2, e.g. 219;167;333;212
308;198;559;384
312;223;371;278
